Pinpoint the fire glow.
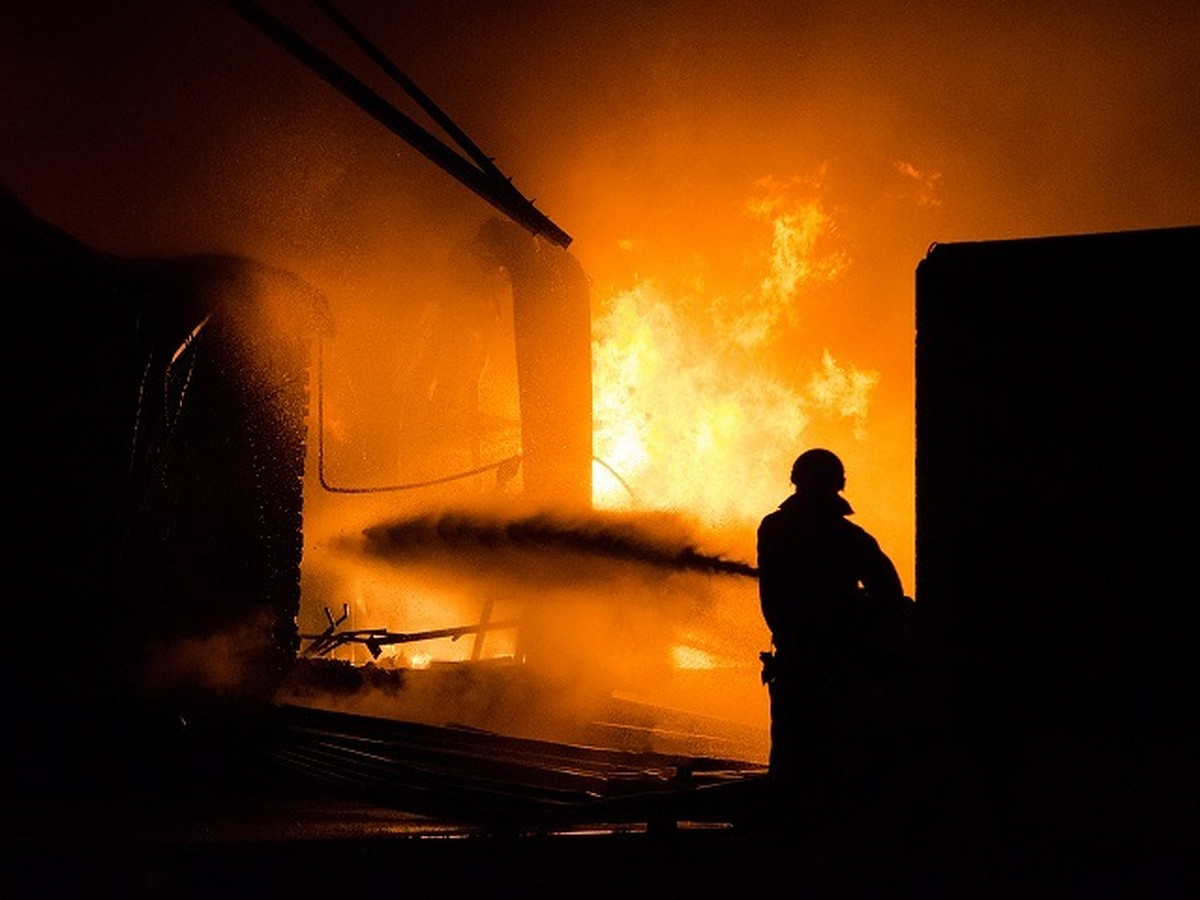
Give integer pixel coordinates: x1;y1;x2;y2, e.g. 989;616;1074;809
591;174;877;524
286;169;897;763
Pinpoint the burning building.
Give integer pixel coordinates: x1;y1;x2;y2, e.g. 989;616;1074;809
4;3;772;806
5;177;765;818
5;7;1197;894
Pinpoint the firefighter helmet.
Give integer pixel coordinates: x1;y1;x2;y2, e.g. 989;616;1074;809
789;448;845;494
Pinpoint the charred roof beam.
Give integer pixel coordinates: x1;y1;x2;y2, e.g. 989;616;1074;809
216;0;572;248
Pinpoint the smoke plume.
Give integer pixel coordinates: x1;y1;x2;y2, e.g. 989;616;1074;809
357;509;759;582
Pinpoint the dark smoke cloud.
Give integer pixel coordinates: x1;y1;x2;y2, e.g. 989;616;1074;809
355;509;759;585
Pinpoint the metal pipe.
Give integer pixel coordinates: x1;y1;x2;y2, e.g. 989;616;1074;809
216;0;572;247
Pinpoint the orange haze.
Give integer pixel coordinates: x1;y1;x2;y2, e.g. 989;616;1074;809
4;1;1197;754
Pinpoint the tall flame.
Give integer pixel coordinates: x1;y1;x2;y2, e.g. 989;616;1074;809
592;172;877;528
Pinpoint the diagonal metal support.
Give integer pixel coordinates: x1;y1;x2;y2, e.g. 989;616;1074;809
216;0;572;247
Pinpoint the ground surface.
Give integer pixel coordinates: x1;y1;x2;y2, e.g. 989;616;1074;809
4;777;1193;899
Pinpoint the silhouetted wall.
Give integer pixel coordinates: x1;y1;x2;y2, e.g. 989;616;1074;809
916;225;1199;848
3;187;321;795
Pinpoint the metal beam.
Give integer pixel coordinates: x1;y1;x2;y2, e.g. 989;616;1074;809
217;0;572;247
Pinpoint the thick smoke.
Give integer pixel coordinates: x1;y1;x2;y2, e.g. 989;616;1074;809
4;1;1197;596
357;509;759;582
5;0;1193;766
285;507;770;759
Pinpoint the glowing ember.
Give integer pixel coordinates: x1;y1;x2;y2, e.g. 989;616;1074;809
670;644;729;670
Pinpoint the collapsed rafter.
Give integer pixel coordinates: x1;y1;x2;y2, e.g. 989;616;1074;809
300;604;521;658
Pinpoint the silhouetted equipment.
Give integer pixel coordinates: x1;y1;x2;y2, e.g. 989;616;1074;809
216;0;572;248
916;224;1200;850
302;603;351;655
3;182;594;689
5;187;321;686
4;185;323;799
300;604;521;658
1;186;603;806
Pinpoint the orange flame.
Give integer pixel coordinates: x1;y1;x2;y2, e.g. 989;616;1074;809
591;172;876;528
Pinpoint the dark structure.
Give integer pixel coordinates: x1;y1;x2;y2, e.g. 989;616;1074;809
4;186;322;795
2;187;595;808
916;224;1200;853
